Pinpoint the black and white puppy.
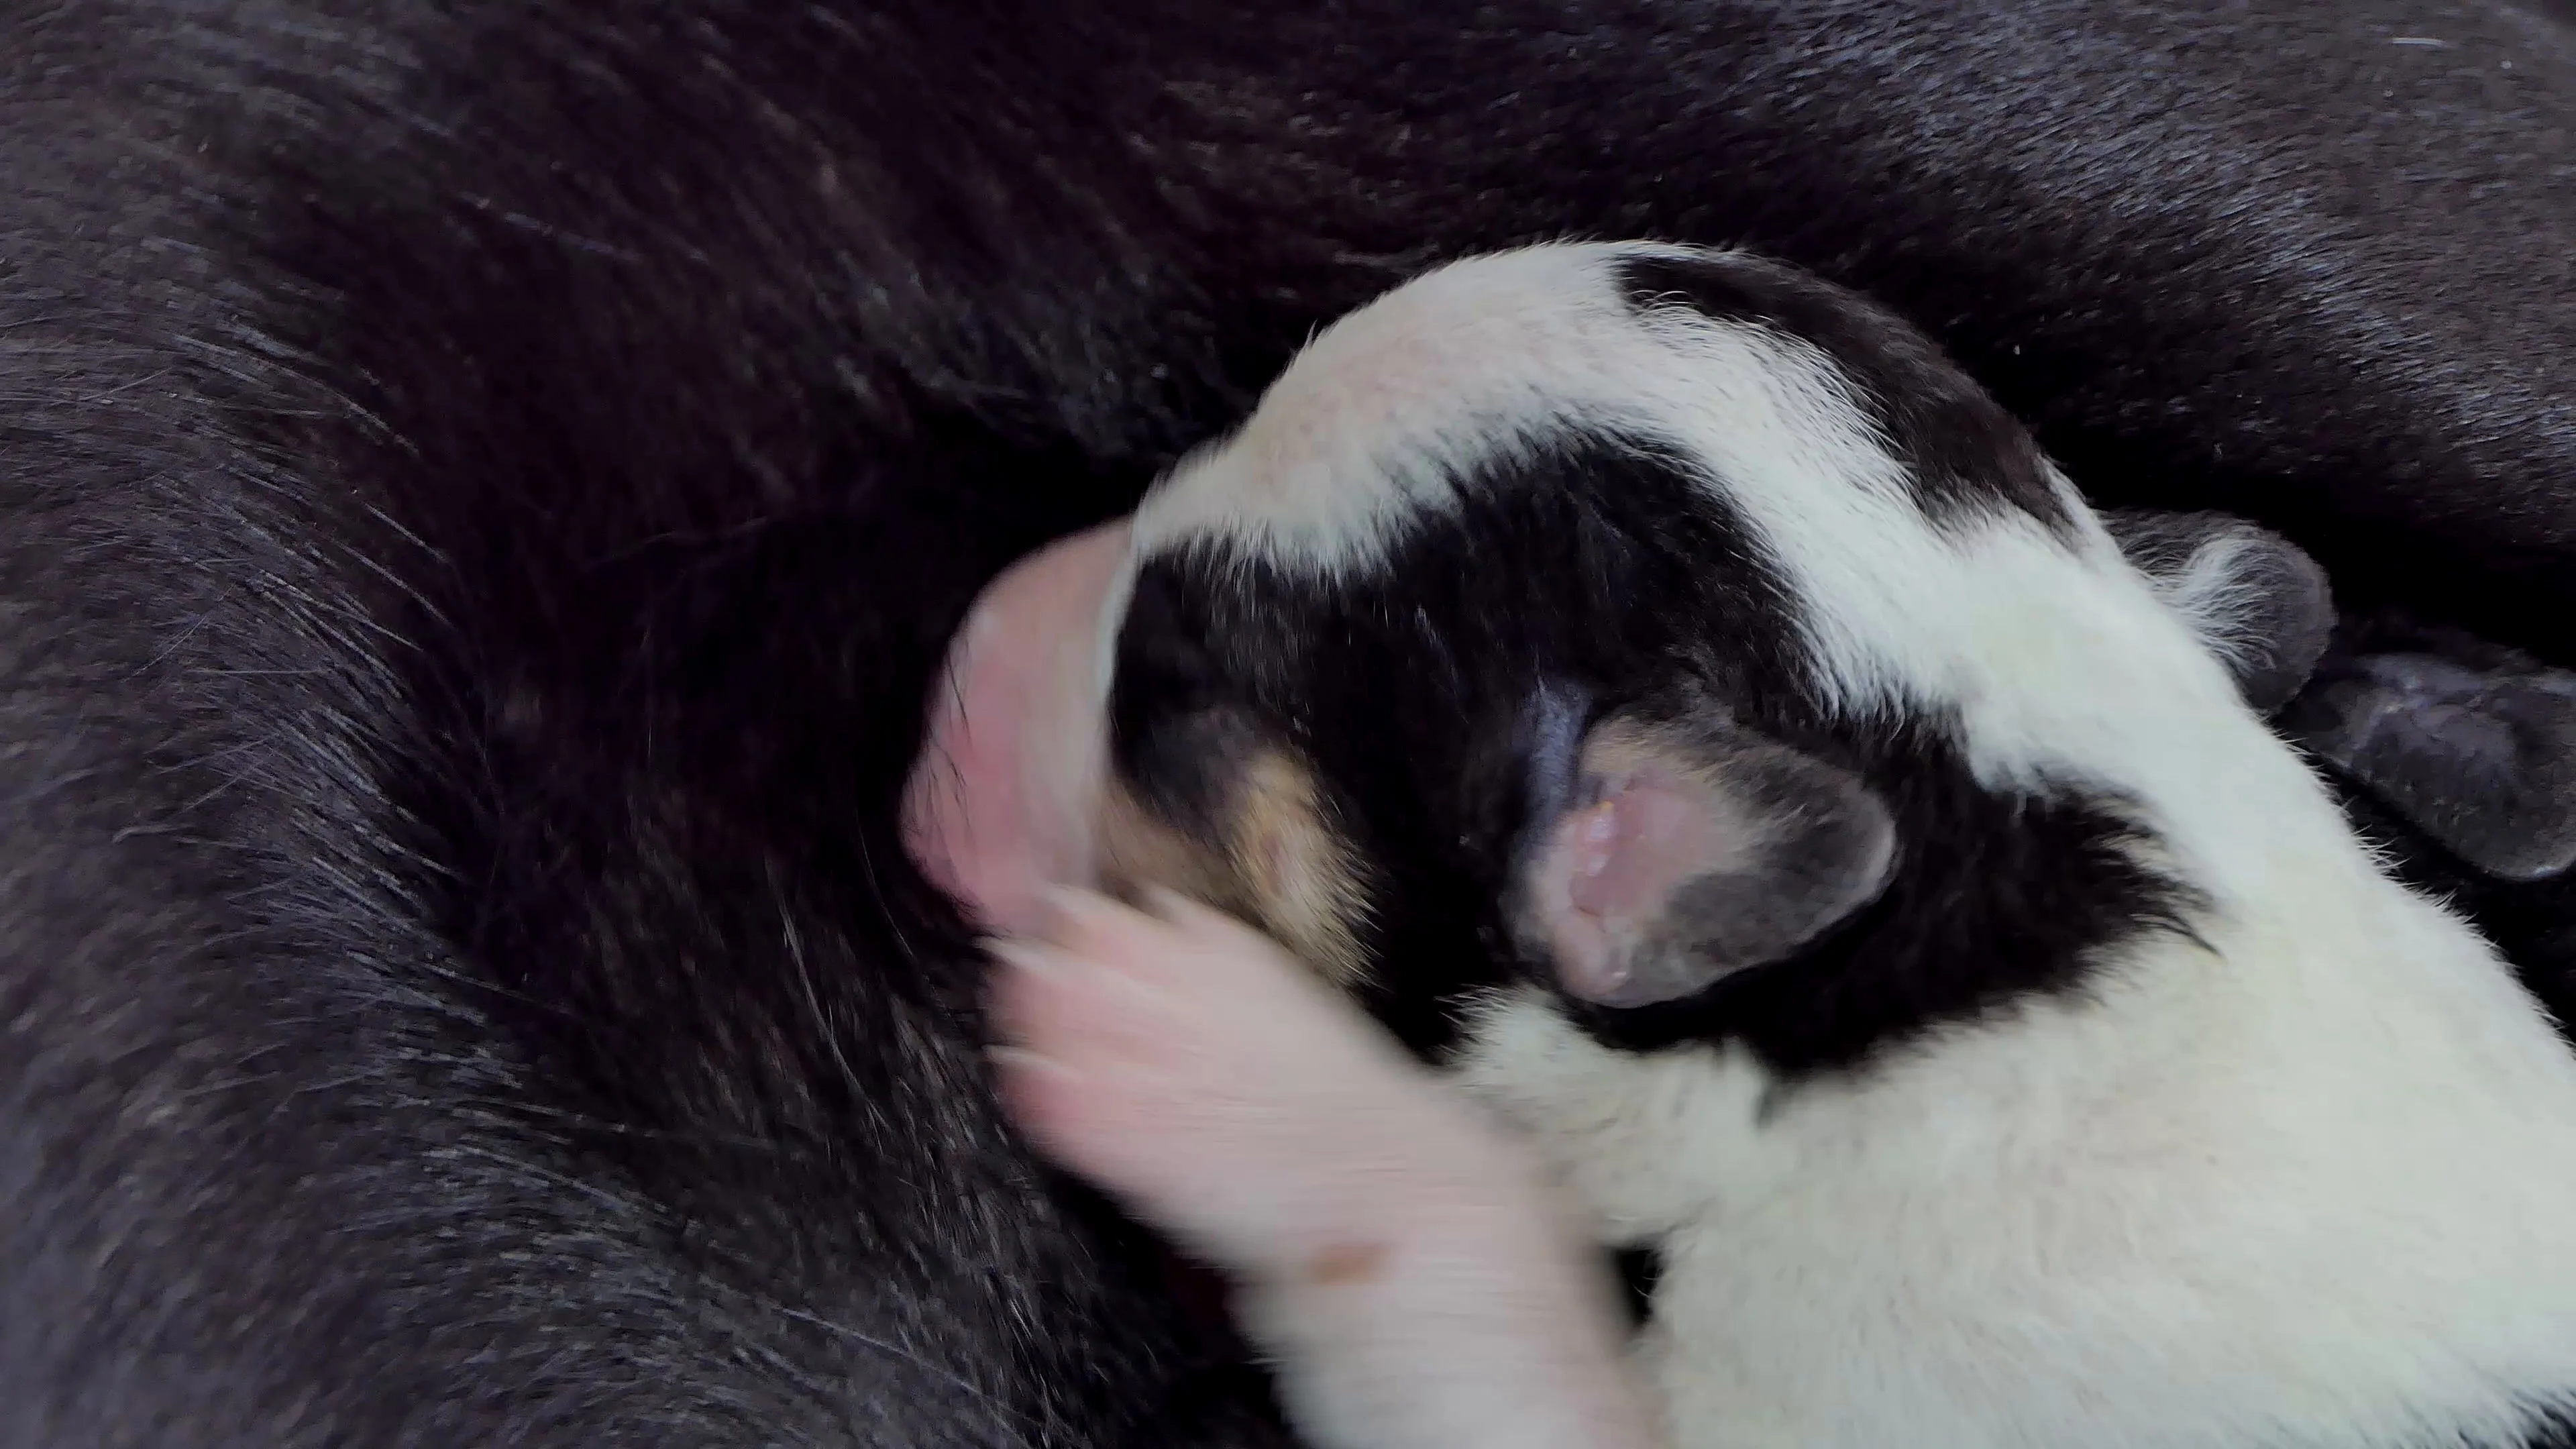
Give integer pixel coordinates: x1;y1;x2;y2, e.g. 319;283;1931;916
11;3;2576;1442
912;241;2576;1449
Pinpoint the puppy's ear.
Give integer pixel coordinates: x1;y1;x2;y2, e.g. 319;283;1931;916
2279;651;2576;883
1511;690;1896;1009
2101;509;2334;714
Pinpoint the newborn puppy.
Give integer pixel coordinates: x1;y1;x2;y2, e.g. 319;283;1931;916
987;887;1661;1449
972;521;2576;1449
909;241;2576;1448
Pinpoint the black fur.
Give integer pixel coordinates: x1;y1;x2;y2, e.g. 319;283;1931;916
1110;425;2198;1077
1611;1245;1664;1329
1617;252;2073;533
3;0;2573;1443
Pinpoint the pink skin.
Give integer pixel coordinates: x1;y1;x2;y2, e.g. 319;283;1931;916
989;886;1663;1449
1538;763;1730;1007
902;518;1132;938
985;885;1520;1279
902;527;1664;1449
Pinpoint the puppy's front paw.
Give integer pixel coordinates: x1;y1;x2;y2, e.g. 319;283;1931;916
989;888;1666;1449
985;888;1490;1279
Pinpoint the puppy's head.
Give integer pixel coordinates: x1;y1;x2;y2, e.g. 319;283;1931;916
912;242;2334;1073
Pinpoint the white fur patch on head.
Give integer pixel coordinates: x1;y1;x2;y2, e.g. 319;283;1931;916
1132;238;1996;645
1134;243;1662;576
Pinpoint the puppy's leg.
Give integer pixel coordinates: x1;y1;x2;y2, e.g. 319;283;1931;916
988;888;1662;1449
2279;628;2576;885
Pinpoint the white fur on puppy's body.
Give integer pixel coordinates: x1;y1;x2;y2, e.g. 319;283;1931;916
988;889;1662;1449
1461;883;2576;1448
1130;242;2576;1448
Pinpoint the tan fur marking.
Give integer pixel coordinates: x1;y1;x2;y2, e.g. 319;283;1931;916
1224;751;1373;987
1096;783;1239;909
1095;749;1373;988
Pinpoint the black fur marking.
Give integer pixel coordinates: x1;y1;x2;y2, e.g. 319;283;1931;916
1112;424;2196;1077
1568;731;2202;1071
1609;1245;1664;1330
2522;1405;2576;1449
1615;252;2073;533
